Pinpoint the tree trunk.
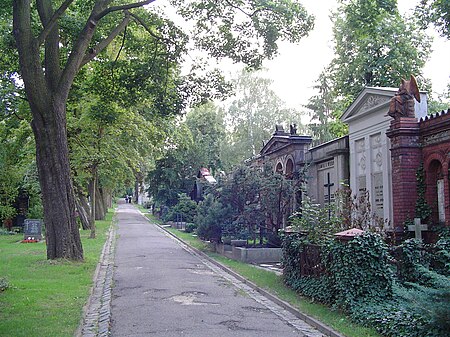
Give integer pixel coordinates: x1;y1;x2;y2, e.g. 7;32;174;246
134;179;140;203
13;0;133;260
95;185;106;220
103;187;113;209
75;192;92;230
32;100;84;260
88;175;97;239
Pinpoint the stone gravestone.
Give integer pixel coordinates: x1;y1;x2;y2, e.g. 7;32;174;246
23;219;43;241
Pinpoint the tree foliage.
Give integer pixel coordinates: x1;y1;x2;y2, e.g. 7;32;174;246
330;0;431;100
147;102;228;206
304;72;348;145
5;0;314;259
416;0;450;39
224;69;304;163
174;0;314;68
305;0;432;144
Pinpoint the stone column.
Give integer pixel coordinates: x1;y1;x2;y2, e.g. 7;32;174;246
386;117;421;233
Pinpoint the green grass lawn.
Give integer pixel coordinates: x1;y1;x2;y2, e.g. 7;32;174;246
160;226;381;337
0;209;115;337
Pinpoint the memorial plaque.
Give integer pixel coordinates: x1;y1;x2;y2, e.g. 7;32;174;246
23;219;43;240
373;173;384;217
358;176;366;194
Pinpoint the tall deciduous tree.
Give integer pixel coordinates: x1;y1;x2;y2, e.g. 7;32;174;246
304;71;348;145
147;102;227;206
330;0;431;100
185;102;227;173
225;69;304;165
11;0;314;260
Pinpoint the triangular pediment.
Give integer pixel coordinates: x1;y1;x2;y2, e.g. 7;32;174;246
260;137;290;156
340;87;396;123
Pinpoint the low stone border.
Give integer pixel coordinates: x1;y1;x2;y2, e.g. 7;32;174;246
75;220;117;337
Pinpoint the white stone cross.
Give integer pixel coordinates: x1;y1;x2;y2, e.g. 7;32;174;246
407;218;428;240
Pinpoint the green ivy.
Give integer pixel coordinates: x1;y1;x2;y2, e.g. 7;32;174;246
282;232;450;336
325;233;394;311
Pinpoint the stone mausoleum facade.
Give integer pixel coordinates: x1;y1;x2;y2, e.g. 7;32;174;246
257;84;449;239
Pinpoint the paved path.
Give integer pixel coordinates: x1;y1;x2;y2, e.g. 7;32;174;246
86;203;327;337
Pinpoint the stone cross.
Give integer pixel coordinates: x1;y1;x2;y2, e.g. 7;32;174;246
324;172;334;219
408;218;428;240
414;218;423;240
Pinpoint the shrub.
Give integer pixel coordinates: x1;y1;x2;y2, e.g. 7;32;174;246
431;237;450;276
164;194;198;223
0;228;15;235
283;232;393;311
185;223;197;233
396;238;449;288
351;284;450;337
195;194;230;241
350;298;428;337
282;231;450;336
27;202;43;219
325;233;394;311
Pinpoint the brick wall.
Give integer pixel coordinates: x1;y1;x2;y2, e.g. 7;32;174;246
387;117;422;231
419;110;450;227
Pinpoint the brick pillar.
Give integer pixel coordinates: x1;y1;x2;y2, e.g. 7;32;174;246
386;117;421;232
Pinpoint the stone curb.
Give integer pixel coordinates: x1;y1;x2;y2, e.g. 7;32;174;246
137;209;344;337
75;214;117;337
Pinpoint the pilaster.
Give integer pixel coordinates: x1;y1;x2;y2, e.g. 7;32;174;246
386;117;421;232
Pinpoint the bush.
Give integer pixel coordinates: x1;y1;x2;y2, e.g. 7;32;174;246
283;232;394;310
0;228;15;235
351;284;450;337
350;298;428;337
185;223;197;233
164;194;198;223
396;238;449;288
282;231;450;336
27;202;43;219
325;233;394;311
431;237;450;276
195;194;230;241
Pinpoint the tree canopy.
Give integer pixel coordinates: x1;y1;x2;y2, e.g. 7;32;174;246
4;0;315;259
304;0;432;145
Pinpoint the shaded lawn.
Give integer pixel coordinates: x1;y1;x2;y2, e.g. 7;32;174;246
0;210;114;337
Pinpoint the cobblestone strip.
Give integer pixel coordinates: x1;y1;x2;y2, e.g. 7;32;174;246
76;222;117;337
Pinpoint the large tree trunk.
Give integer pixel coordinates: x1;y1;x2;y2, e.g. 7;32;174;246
134;179;140;203
13;0;135;260
32;100;84;260
103;187;112;209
